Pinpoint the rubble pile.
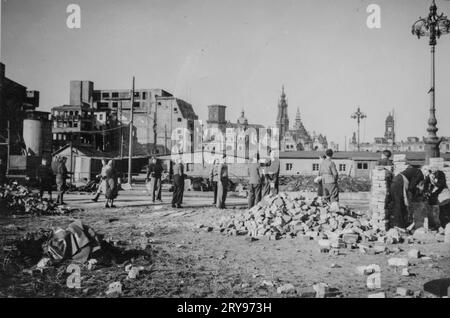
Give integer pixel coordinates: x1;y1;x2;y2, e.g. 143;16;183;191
217;193;386;242
279;175;371;193
0;183;80;215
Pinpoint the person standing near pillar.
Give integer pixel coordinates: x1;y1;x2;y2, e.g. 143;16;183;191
319;149;340;210
248;154;262;209
216;155;229;209
172;156;185;208
209;159;219;206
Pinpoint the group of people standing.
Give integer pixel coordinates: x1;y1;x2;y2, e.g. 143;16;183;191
36;156;71;205
375;149;450;229
246;150;281;209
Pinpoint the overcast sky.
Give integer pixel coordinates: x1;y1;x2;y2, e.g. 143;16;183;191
2;0;450;148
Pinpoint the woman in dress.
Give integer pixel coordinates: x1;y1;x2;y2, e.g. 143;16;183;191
104;160;118;208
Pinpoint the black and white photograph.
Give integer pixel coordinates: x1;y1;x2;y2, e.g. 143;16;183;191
1;0;450;304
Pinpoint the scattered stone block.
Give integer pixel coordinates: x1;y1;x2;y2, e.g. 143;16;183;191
277;284;296;294
388;258;409;267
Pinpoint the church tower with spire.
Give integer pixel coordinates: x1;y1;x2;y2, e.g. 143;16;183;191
276;86;289;142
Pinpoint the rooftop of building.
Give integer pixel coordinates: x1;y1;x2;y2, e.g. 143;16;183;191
279;150;450;162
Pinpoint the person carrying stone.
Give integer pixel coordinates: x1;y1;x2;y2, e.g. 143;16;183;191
318;149;339;210
247;154;262;209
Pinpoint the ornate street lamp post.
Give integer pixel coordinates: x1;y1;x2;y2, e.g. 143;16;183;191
412;0;450;162
351;107;367;152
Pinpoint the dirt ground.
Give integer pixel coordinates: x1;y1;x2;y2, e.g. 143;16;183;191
1;189;449;298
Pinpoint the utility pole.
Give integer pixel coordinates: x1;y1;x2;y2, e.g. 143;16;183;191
127;76;135;186
6;120;10;175
412;0;450;162
351;107;367;152
70;134;74;183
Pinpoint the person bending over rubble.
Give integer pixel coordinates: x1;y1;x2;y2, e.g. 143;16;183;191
36;158;54;201
318;149;340;210
389;166;424;229
423;166;450;227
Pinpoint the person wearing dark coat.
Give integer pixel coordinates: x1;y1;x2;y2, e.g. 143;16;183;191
378;149;393;166
247;154;262;209
0;158;7;186
146;157;164;202
389;166;424;229
319;149;339;204
424;168;450;227
171;157;185;208
37;158;54;201
55;157;70;205
209;159;219;205
104;160;118;208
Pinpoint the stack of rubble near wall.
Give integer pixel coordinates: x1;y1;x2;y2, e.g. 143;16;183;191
369;166;393;231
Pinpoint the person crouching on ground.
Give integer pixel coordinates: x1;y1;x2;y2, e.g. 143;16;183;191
248;153;262;209
104;160;118;208
209;158;219;206
389;166;424;229
92;159;108;202
172;157;185;208
217;155;229;209
318;149;340;211
37;158;54;201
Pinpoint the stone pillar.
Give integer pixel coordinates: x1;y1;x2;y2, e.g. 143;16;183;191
369;166;393;231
